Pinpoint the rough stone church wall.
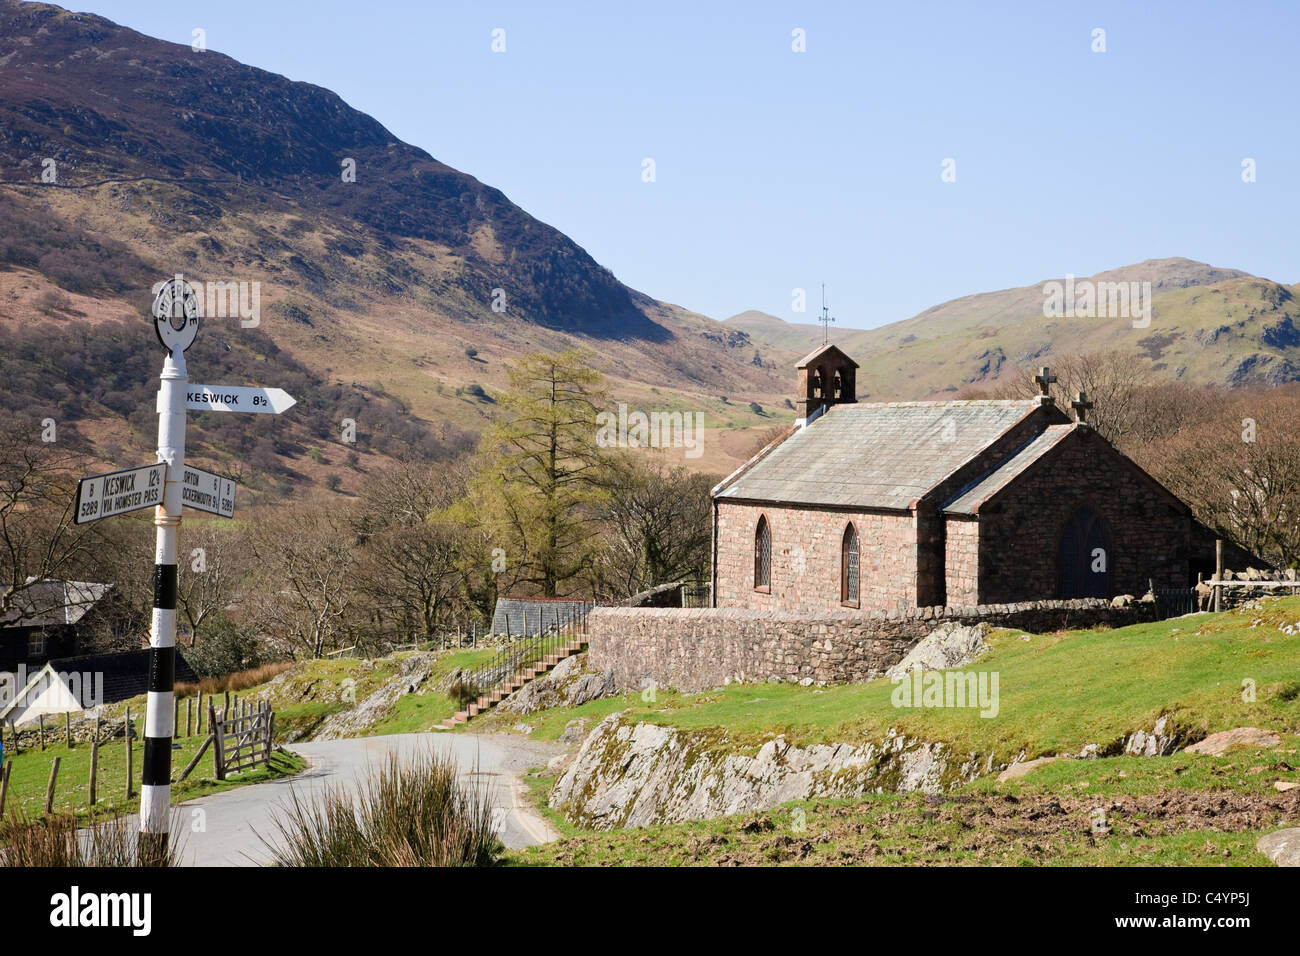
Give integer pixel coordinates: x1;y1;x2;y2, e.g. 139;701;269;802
714;501;916;611
944;516;980;605
588;600;1156;693
976;428;1191;603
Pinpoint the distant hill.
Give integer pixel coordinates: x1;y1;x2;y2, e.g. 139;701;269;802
0;1;788;489
726;259;1300;399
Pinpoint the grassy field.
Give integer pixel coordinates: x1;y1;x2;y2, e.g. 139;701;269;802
492;598;1300;866
472;597;1300;762
0;712;304;822
370;648;497;735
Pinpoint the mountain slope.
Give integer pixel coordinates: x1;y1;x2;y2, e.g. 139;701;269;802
727;259;1300;400
0;1;788;485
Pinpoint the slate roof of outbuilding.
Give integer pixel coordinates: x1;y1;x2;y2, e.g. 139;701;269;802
44;649;201;704
715;400;1042;510
0;580;112;629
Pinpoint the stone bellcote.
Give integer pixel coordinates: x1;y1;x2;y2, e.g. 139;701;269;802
795;344;859;422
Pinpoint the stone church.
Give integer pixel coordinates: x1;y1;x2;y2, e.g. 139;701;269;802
711;345;1209;612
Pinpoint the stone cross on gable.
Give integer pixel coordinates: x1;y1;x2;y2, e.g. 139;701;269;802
1034;366;1057;404
1072;390;1094;425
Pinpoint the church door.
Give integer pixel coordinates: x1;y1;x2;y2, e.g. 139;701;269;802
1057;506;1111;598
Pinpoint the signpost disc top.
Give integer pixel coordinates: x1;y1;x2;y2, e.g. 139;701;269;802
152;277;200;353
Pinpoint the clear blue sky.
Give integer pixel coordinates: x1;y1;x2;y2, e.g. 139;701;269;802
65;0;1300;329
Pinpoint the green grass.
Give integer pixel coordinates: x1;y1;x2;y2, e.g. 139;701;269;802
481;598;1300;761
369;648;498;736
500;599;1300;866
0;716;305;822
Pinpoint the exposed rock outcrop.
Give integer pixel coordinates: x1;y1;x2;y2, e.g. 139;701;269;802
550;712;988;830
550;708;1216;829
312;654;441;740
884;622;990;678
497;653;615;716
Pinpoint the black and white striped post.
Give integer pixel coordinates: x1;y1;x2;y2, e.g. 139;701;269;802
139;277;200;864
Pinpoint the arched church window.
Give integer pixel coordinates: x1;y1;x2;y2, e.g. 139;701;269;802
754;516;771;591
841;523;859;605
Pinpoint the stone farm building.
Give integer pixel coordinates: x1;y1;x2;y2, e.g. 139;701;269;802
711;345;1212;612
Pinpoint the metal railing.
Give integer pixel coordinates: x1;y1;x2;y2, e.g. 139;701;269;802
1153;587;1196;619
681;583;712;608
460;601;593;698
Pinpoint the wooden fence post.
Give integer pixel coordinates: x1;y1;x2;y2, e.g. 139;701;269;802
65;711;72;749
186;697;193;738
1214;539;1224;612
39;713;45;751
210;702;225;781
125;706;133;800
45;756;60;815
0;759;10;819
89;736;99;807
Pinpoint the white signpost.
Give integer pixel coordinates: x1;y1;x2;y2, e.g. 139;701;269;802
184;384;296;415
73;462;167;524
67;275;297;864
180;465;236;519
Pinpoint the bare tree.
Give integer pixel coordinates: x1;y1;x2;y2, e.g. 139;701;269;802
0;420;101;621
248;503;359;658
586;455;717;599
176;523;255;645
1142;387;1300;567
355;518;468;641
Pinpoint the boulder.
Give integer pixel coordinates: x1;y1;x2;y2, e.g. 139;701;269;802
1257;828;1300;867
885;622;990;678
996;756;1057;782
1184;727;1281;756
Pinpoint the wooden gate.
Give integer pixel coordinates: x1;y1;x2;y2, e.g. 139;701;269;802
208;701;274;779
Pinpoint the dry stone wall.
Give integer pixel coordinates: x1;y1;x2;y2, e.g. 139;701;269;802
588;600;1156;693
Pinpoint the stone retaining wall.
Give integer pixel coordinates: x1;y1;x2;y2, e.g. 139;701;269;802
588;599;1157;693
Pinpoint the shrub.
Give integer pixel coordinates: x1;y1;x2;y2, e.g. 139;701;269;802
0;811;180;867
185;616;267;680
260;750;501;867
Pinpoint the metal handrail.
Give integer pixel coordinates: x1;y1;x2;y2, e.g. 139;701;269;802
461;601;592;697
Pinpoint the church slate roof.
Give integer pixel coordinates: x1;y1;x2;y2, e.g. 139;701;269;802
942;424;1074;514
715;400;1042;510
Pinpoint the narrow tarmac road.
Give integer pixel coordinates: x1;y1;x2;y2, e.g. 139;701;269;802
172;733;566;866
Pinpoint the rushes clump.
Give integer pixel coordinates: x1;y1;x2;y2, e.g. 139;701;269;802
0;811;180;867
261;750;501;867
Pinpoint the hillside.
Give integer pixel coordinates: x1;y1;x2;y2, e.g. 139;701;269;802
0;0;787;489
727;258;1300;400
